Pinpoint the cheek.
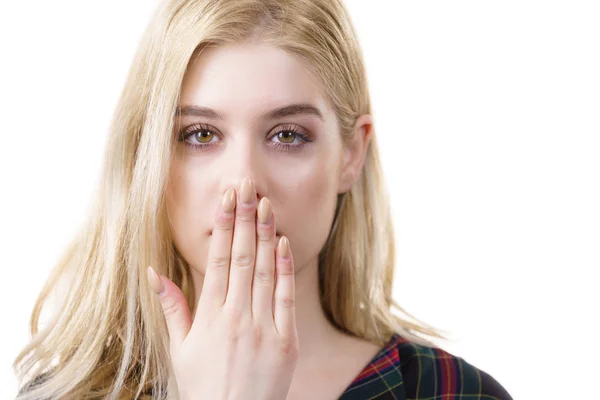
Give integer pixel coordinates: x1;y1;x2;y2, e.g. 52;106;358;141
283;163;339;270
166;162;212;271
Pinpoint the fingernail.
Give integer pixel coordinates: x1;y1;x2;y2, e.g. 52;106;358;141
278;236;290;259
222;188;235;214
240;177;256;205
257;197;272;224
147;266;165;297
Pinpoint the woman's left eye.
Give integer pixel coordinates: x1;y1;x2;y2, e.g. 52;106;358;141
269;130;310;150
177;123;312;152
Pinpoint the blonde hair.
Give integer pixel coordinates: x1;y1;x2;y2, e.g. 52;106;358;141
13;0;447;398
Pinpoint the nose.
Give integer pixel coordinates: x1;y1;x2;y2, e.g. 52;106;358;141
218;139;268;202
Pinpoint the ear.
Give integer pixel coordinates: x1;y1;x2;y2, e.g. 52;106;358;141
338;114;374;194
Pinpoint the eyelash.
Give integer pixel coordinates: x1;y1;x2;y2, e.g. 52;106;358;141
177;123;312;153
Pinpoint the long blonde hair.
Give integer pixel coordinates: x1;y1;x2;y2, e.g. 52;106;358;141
13;0;447;398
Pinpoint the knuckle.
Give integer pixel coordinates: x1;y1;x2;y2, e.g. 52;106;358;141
277;296;295;309
225;327;241;342
215;212;235;229
277;260;294;276
208;255;230;270
215;224;234;234
236;208;255;223
278;337;299;357
223;306;245;332
257;232;274;243
161;297;180;320
232;252;254;268
251;323;265;346
253;268;273;284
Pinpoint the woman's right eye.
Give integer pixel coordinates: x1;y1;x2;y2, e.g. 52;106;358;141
188;130;217;144
178;124;221;150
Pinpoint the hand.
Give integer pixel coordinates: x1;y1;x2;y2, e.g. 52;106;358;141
147;177;299;400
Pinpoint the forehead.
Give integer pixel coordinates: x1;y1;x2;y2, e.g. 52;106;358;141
179;43;332;119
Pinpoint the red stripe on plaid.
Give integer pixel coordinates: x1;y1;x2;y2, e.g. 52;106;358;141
349;335;402;385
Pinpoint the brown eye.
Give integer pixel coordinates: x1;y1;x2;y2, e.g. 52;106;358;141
195;130;214;143
277;131;296;144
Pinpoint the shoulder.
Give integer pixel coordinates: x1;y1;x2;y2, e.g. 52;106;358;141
391;334;513;400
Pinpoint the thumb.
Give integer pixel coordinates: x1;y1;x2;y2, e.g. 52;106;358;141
147;266;192;349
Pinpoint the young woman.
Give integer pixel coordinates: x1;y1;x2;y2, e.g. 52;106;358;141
14;0;512;399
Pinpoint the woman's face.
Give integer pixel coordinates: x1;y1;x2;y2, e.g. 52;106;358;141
166;42;353;279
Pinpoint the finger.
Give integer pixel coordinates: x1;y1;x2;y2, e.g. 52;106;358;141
147;266;191;350
197;188;236;313
273;236;296;339
252;197;277;324
224;177;257;313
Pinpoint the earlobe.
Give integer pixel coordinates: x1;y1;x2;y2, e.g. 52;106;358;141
338;170;355;195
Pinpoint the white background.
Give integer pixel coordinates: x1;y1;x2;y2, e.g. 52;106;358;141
1;1;599;399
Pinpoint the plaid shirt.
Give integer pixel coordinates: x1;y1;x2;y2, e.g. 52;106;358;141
338;333;513;400
19;333;512;399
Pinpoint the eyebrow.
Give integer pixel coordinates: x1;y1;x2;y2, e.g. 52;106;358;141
175;103;324;121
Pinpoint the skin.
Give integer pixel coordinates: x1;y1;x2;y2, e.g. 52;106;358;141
165;41;377;398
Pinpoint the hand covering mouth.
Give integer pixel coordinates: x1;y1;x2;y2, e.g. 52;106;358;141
209;230;281;236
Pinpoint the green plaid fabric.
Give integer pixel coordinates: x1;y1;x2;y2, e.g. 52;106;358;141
338;333;513;400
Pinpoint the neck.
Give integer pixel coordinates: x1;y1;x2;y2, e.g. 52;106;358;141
189;258;344;368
